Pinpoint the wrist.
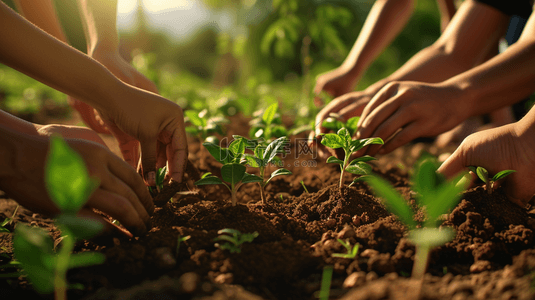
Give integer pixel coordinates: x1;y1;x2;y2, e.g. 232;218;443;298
0;126;47;178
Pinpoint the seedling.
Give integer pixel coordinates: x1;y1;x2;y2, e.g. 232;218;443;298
300;181;309;194
249;103;288;142
214;228;259;253
365;157;468;279
317;265;333;300
0;205;18;233
331;239;359;259
239;136;292;204
185;108;228;144
195;139;263;206
468;166;516;194
320;116;383;191
13;136;105;299
176;234;191;257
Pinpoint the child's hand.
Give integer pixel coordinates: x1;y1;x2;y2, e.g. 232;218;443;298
438;123;535;207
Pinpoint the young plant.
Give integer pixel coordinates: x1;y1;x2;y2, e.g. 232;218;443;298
195;139;263;206
214;228;259;253
0;205;18;233
148;166;167;195
320;116;384;191
176;234;191;257
365;157;468;279
240;136;292;204
468;166;516;194
248;103;288;142
317;265;333;300
331;239;359;259
13;136;105;299
185;108;228;143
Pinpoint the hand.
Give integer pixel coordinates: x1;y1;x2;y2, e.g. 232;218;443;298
36;124;108;147
355;81;466;156
309;90;374;159
438;123;535;207
1;135;153;236
313;67;358;106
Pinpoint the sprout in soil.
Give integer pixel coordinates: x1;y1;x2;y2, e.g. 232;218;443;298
317;265;333;300
176;234;191;257
239;136;292;204
468;166;516;194
320;116;383;192
149;166;167;194
0;205;18;233
300;181;309;194
195;139;263;206
331;239;359;259
364;156;468;279
249;103;288;142
185;108;228;144
214;228;259;253
13;136;105;299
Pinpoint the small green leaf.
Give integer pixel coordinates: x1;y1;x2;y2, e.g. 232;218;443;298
321;133;344;149
476;167;489;183
241;173;263;184
184;110;203;127
195;176;224;186
337;128;350;140
365;176;417;229
266;168;292;185
413;158;439;201
348;155;376;165
492;170;516;182
349;137;384;152
56;214;104;240
424;174;466;227
68;252;106;269
263;137;288;165
345;162;372;175
262;103;278;126
326;156;344;165
244;154;262;168
322;117;343;131
345;117;360;136
46;136;99;214
203;142;234;164
229;138;246;157
221;163;247;185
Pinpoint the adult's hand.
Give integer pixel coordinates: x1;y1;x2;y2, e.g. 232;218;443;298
36;124;108;147
438;123;535;207
355;81;467;156
0;133;153;236
313;67;358;105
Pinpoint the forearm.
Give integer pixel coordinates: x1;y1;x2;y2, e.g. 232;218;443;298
0;2;121;113
436;0;456;31
0;124;43;178
340;0;414;80
0;110;39;136
12;0;69;43
77;0;119;54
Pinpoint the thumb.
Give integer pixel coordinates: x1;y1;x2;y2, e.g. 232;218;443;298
437;148;466;180
140;139;158;186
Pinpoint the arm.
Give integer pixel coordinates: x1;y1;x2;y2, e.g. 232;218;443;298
436;0;457;31
12;0;69;43
314;0;415;98
0;2;188;184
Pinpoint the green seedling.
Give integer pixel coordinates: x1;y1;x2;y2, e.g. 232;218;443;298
148;166;167;194
249;103;288;142
320;116;384;191
317;265;333;300
185;108;228;144
300;181;309;194
13;136;105;299
195;139;263;206
0;205;18;233
214;228;259;253
176;234;191;257
240;136;292;204
365;157;468;279
468;166;516;194
331;239;359;259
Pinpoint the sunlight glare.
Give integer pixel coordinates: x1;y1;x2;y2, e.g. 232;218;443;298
142;0;194;13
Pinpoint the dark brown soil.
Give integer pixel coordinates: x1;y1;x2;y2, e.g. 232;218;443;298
2;114;535;300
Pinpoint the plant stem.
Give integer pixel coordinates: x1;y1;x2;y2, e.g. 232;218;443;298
259;167;266;204
487;181;492;194
411;245;430;280
54;232;74;300
339;155;350;193
231;184;237;206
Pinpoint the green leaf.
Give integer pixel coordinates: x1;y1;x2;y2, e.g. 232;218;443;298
13;224;55;294
266;168;292;185
345;117;360;136
184;110;204;127
262;103;278;126
337;128;350;140
229;138;246;157
221;163;247;185
476;167;489;183
350;137;384;152
195;176;224;186
263;137;288;165
68;252;105;269
413;158;439;201
326;156;344;165
348;155;376;165
321;133;344;149
424;174;466;227
408;227;455;248
254;145;265;160
322;117;343;132
365;176;417;229
492;170;516;182
244;154;262;168
345;162;372;175
46;136;99;214
203;142;234;164
56;214;104;240
241;173;263;184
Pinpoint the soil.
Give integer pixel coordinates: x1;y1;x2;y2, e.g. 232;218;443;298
2;113;535;300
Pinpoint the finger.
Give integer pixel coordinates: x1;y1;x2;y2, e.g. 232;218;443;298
140;136;158;186
356;94;403;141
437;148;467;180
105;121;140;169
375;121;421;155
78;208;133;238
357;83;398;130
338;99;368;121
86;188;148;236
314;97;355;136
166;125;188;183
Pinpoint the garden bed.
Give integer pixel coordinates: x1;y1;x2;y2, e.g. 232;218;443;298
2;114;535;300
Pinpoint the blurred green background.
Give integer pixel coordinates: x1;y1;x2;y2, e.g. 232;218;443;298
0;0;442;124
